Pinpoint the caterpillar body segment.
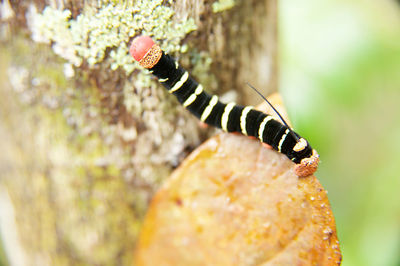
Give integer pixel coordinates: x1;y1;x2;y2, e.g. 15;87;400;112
129;36;319;177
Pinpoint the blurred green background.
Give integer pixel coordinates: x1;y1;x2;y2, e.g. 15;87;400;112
280;0;400;265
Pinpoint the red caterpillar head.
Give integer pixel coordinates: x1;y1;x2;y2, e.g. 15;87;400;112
130;36;162;68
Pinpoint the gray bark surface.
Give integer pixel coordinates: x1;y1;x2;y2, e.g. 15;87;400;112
0;0;277;264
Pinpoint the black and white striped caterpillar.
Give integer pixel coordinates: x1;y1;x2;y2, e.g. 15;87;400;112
129;36;319;177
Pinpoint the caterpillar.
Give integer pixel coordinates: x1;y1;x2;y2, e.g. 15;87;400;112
129;36;319;177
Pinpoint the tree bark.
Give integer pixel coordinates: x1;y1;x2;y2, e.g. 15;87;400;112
0;0;277;265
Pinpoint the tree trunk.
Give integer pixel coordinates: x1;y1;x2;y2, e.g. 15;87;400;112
0;0;277;265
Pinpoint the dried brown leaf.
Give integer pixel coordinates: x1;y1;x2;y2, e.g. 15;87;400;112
135;94;341;265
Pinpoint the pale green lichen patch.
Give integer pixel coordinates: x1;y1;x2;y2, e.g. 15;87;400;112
27;1;197;75
26;1;203;185
212;0;236;13
15;2;215;193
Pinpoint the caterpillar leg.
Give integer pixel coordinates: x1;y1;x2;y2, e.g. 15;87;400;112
261;142;273;150
198;121;209;129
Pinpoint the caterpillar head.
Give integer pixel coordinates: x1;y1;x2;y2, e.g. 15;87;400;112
130;36;162;68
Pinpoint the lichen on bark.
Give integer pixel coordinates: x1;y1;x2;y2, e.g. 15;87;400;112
1;1;204;265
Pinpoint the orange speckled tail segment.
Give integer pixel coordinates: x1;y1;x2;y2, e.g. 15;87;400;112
129;36;319;177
